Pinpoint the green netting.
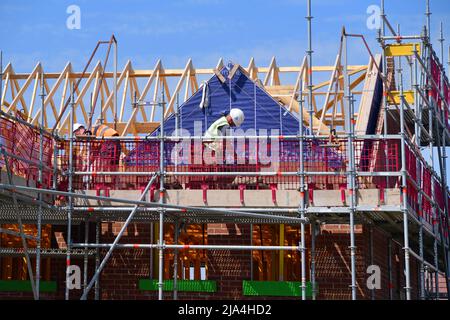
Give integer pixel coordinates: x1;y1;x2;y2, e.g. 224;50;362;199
139;279;217;293
0;280;57;292
242;280;315;297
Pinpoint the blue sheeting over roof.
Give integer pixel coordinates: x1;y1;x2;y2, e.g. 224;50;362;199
153;63;306;136
125;64;347;169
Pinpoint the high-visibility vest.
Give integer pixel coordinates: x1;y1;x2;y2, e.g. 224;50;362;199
66;124;119;168
204;116;229;151
92;125;121;168
92;124;119;137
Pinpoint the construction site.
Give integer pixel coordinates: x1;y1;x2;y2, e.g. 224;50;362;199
0;0;449;301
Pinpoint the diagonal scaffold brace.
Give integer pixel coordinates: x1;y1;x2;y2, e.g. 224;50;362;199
80;173;159;300
0;147;39;300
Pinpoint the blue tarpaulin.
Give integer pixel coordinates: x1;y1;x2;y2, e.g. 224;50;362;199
125;63;343;168
153;63;306;136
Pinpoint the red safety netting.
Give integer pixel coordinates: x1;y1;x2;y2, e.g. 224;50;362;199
430;55;442;108
446;196;450;238
404;143;419;217
433;178;449;238
432;178;450;238
57;138;401;192
434;179;445;212
0;116;54;189
406;179;419;216
404;144;418;183
422;166;433;224
444;80;450;129
403;142;447;226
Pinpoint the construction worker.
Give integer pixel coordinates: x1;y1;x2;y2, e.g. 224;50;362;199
55;123;88;204
204;108;245;153
57;122;121;203
72;122;121;158
69;123;88;172
73;122;122;186
73;123;86;136
91;123;120;139
91;123;122;173
200;108;245;189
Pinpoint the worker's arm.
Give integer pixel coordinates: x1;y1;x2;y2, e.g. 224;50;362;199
203;116;230;153
204;116;229;141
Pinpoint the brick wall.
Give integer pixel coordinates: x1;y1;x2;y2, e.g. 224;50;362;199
0;222;424;300
314;224;420;300
313;224;364;299
0;224;95;300
96;222;421;300
99;222;253;300
99;222;151;300
205;223;251;300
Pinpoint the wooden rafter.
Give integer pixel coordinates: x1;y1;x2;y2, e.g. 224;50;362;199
263;57;280;86
165;59;193;117
6;62;43;116
1;57;373;137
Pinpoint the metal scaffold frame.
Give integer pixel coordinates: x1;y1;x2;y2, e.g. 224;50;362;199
376;0;450;299
0;0;449;301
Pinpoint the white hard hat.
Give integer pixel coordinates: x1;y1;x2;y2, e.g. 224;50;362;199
73;123;85;133
229;108;244;127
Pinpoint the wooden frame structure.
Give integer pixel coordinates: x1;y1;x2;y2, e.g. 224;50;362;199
1;52;376;136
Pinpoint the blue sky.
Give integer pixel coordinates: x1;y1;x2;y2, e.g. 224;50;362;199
1;0;449;72
1;0;450;178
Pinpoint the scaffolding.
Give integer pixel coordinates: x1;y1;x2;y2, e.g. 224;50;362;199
0;0;449;301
